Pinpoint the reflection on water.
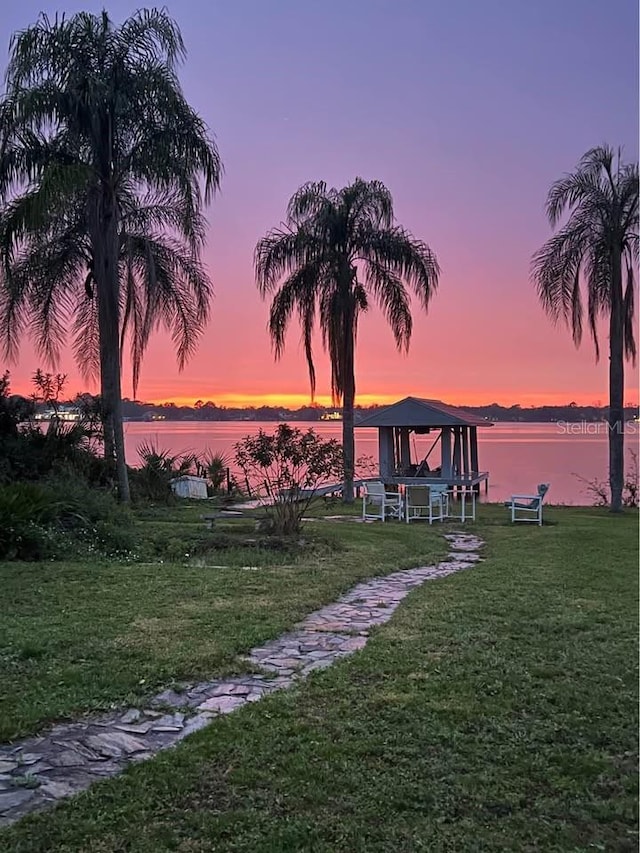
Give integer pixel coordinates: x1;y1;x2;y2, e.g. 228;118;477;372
123;421;640;506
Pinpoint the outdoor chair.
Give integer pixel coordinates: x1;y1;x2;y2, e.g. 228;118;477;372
506;483;550;525
362;481;402;522
405;484;449;524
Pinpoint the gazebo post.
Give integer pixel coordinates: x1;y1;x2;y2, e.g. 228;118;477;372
399;428;411;473
378;427;394;481
470;426;480;493
462;426;470;480
452;427;462;496
440;427;452;478
393;428;401;473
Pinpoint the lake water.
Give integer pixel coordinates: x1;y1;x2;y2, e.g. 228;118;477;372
123;420;640;506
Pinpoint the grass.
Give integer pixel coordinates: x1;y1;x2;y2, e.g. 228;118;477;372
0;505;446;741
1;505;638;851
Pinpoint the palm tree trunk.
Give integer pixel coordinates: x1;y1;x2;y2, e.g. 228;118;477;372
102;394;115;463
608;246;625;512
342;320;356;504
90;190;131;503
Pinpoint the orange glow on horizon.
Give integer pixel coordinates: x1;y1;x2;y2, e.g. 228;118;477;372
144;389;639;409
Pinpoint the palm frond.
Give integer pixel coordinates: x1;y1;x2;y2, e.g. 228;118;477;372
356;226;439;313
623;259;637;363
362;261;412;350
255;177;439;404
531;218;588;334
532;145;638;366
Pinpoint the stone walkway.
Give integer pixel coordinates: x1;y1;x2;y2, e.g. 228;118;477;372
0;532;483;827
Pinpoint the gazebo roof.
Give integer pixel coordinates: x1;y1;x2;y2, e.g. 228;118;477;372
357;397;493;428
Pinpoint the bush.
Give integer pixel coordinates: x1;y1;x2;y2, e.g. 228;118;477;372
0;483;62;559
0;478;135;561
235;424;343;535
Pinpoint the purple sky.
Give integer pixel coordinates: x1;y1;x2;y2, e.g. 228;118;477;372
1;0;638;406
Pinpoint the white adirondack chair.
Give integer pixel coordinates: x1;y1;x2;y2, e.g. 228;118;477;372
362;481;402;521
506;483;550;525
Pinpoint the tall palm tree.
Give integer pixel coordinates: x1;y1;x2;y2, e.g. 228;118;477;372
532;146;638;512
0;9;221;501
255;178;440;502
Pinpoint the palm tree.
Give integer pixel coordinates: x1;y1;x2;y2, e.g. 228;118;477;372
532;146;638;512
0;9;221;501
255;178;440;502
0;186;211;404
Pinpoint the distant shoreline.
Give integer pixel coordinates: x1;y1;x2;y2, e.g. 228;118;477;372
33;400;639;425
121;415;639;425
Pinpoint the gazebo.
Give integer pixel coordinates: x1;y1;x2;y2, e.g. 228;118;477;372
357;397;493;493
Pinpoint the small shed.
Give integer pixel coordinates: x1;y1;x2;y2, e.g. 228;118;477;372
357;397;493;492
170;475;209;500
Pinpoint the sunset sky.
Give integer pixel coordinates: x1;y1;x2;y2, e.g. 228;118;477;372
1;0;638;408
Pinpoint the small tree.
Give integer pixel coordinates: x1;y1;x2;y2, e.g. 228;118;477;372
234;424;343;535
31;370;67;416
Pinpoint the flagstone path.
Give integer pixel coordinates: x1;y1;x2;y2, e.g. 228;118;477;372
0;532;483;827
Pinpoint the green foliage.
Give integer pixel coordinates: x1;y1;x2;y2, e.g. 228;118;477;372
0;370;33;438
131;443;239;503
130;441;179;503
197;450;230;493
235;424;343;535
0;482;61;559
0;371;111;487
31;369;67;408
0;477;134;561
130;440;199;503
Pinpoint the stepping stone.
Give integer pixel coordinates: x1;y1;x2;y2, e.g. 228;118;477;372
0;789;37;813
151;713;185;732
175;713;215;740
46;751;87;768
114;721;156;735
197;695;248;714
83;732;147;758
39;771;94;799
119;709;142;724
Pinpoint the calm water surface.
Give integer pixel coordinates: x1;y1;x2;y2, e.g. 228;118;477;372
123;421;639;506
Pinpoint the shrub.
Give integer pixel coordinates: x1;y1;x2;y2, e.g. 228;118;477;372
234;424;343;535
0;478;135;561
0;483;62;559
130;440;197;503
197;450;230;494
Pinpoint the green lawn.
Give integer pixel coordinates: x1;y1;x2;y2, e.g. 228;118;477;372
0;507;446;741
1;506;638;851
